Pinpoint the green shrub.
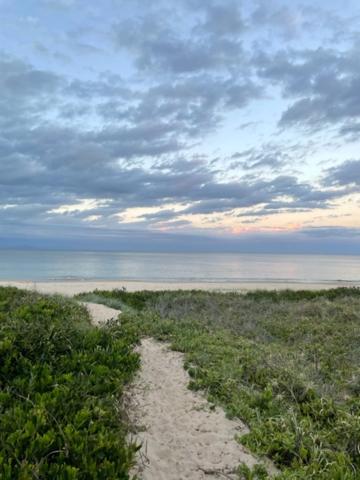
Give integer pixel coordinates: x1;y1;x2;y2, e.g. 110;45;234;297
0;287;139;479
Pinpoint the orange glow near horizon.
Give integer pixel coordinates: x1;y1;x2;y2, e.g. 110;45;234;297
174;194;360;236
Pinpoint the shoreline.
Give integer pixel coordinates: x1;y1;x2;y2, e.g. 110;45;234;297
1;279;359;296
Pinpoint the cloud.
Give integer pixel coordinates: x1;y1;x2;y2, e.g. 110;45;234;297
48;199;112;215
230;144;290;171
256;45;360;134
1;117;352;233
112;75;262;138
251;2;304;39
84;215;102;222
194;1;245;37
0;56;264;243
112;10;246;75
2;64;60;97
1;0;360;253
324;160;360;187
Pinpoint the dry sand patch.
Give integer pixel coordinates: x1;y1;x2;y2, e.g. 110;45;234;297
128;338;263;480
80;301;120;325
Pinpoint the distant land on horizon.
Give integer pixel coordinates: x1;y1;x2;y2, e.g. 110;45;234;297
1;228;360;255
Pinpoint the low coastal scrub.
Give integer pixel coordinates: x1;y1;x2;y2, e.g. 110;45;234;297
0;287;139;479
78;288;360;479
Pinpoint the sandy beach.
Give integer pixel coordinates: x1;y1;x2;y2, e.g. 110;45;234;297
1;279;358;296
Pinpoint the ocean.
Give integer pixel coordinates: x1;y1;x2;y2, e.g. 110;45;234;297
0;250;359;284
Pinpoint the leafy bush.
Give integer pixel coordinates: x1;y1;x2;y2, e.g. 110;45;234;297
0;287;139;479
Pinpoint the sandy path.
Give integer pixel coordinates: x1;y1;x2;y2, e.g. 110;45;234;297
81;301;121;325
80;303;273;478
129;338;263;480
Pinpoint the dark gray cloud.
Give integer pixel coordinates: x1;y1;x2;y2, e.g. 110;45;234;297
1;107;352;231
339;122;360;138
66;77;131;99
256;45;360;134
112;6;246;75
0;55;63;131
194;1;245;37
0;52;263;211
0;55;62;97
122;75;261;137
324;160;360;187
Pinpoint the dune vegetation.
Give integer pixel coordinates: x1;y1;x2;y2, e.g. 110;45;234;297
0;287;139;479
77;288;360;479
1;286;359;479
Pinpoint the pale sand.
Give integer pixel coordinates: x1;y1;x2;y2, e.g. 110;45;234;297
128;338;273;480
1;279;358;296
82;302;274;479
80;301;121;325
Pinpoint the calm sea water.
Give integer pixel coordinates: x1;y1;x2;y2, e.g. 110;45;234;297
0;250;359;284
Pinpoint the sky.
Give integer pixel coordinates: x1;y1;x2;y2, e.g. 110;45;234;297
1;0;360;253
